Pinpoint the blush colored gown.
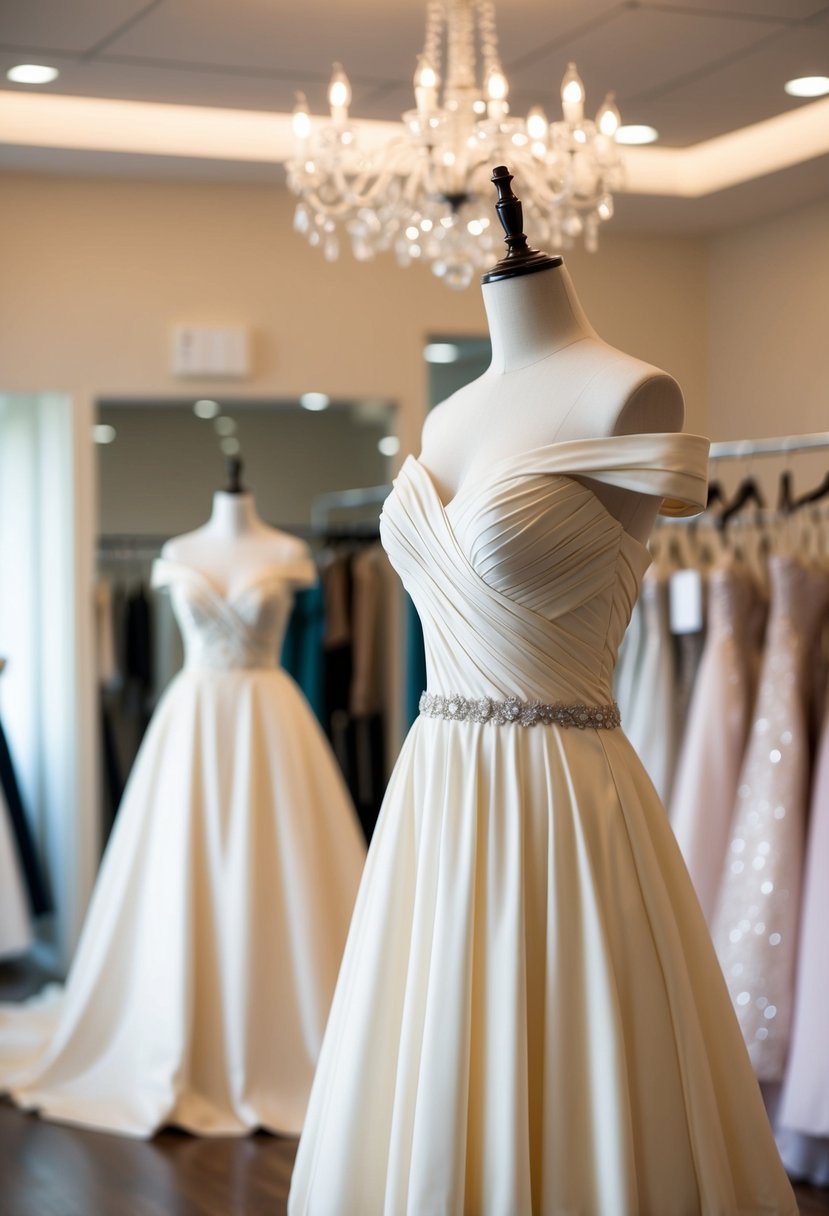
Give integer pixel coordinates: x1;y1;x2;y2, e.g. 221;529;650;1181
0;558;366;1137
670;560;758;925
289;433;797;1215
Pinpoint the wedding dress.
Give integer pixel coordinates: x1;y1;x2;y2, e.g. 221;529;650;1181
712;557;829;1085
289;433;796;1215
0;558;365;1137
777;684;829;1184
670;560;758;924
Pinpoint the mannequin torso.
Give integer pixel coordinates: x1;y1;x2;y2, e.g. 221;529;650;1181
419;263;685;544
161;491;314;597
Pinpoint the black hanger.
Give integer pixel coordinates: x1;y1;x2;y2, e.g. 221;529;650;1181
777;469;794;514
792;470;829;510
705;480;726;512
718;475;765;531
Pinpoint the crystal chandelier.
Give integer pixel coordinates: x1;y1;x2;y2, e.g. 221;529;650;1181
287;0;624;289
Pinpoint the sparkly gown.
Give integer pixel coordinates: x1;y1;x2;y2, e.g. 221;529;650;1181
289;433;796;1215
671;561;758;924
712;557;829;1083
0;559;366;1137
777;683;829;1184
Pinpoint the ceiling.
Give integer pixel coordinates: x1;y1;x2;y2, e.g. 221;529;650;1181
1;0;829;230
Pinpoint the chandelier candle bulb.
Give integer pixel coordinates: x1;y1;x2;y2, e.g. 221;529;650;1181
561;62;585;124
292;93;311;146
526;106;548;142
596;92;620;138
415;55;439;112
327;64;351;124
486;65;509;119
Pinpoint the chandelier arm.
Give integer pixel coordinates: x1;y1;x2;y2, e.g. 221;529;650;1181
287;0;621;283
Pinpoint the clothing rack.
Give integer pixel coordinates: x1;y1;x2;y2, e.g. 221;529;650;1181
310;485;390;533
709;431;829;461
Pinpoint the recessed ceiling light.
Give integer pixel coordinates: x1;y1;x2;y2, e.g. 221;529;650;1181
784;76;829;98
423;342;460;363
193;399;220;419
220;436;241;456
214;415;236;436
300;391;330;411
7;64;60;85
615;124;659;145
92;424;116;445
378;435;400;456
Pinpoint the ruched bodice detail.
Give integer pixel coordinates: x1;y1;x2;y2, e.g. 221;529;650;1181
152;559;314;672
380;432;709;708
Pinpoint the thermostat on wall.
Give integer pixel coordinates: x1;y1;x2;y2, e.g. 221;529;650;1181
171;325;250;378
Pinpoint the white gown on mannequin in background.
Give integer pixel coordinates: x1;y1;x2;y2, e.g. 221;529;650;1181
290;211;796;1210
0;531;365;1136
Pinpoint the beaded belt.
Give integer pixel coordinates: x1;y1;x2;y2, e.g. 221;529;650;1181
419;692;621;730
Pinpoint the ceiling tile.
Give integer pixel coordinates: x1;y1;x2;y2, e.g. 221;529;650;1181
643;21;829;143
0;0;152;54
637;1;827;20
97;0;424;81
506;5;789;110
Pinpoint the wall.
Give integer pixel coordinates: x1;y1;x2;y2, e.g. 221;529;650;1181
0;173;709;451
97;403;395;535
708;196;829;497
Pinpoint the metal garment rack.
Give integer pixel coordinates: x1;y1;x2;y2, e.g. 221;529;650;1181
310;484;390;533
709;431;829;461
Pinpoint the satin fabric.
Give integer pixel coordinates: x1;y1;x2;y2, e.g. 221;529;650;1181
671;561;758;925
0;560;365;1137
290;433;796;1215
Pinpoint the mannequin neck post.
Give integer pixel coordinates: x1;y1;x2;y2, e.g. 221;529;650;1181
207;491;266;539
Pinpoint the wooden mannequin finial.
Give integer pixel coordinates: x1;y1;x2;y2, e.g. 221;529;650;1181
224;455;245;495
481;165;563;285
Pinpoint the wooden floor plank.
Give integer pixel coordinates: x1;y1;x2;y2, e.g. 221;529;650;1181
1;962;826;1213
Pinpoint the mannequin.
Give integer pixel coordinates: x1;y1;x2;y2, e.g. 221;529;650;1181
162;457;314;593
420;166;684;545
0;452;366;1139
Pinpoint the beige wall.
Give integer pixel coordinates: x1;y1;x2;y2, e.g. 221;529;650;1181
708;196;829;441
0;172;708;452
708;196;829;498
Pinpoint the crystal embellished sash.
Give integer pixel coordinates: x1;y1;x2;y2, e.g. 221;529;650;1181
419;692;621;730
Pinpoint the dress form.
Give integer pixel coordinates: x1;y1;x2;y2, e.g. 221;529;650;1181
162;459;313;595
420;168;685;544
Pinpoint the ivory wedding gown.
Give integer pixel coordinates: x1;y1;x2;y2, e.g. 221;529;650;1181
0;558;365;1137
289;433;796;1215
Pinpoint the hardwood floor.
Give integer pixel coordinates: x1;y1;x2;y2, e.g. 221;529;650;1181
1;963;827;1215
0;1097;828;1216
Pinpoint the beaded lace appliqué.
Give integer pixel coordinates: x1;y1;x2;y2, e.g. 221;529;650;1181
419;692;621;730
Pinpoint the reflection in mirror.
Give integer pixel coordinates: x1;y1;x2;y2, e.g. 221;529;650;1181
425;335;491;410
95;398;398;849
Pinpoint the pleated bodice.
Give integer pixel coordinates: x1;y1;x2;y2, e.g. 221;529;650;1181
380;433;709;707
152;558;316;672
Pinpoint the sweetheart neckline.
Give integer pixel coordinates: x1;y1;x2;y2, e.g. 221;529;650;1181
402;454;654;563
152;558;310;608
